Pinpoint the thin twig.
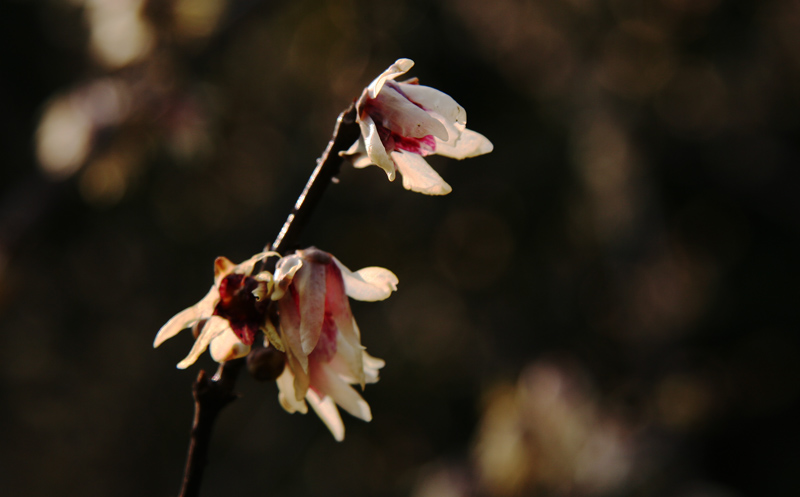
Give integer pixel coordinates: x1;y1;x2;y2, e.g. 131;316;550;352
269;103;359;254
177;103;361;497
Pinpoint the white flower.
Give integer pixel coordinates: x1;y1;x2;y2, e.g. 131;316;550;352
153;252;275;368
270;247;398;441
343;58;493;195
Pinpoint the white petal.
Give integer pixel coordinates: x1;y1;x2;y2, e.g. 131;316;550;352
328;345;386;388
176;315;229;369
153;286;218;347
276;367;308;414
359;115;396;180
272;254;303;301
340;138;373;169
391;151;452;195
362;351;386;370
307;389;345;442
263;318;284;352
313;362;372;422
433;116;494;160
234;251;278;277
214;257;236;286
327;324;366;386
373;86;448;140
209;327;250;363
350;154;373;169
343;137;364;156
333;258;398;302
397;83;466;126
366;58;414;98
251;272;274;302
362;351;386;384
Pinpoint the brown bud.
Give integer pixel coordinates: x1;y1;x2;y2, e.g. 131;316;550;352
246;345;286;382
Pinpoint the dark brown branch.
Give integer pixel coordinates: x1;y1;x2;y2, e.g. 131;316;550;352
179;365;241;497
269;103;360;254
177;103;361;497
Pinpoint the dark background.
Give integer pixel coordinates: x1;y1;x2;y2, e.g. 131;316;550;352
1;0;799;496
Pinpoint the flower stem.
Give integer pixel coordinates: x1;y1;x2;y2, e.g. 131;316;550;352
178;103;360;497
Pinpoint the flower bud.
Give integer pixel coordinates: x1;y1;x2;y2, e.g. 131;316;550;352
246;345;285;382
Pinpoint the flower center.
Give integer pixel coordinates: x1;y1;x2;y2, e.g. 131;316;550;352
376;124;436;156
214;274;266;345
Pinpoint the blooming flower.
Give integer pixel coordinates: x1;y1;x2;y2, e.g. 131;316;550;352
153;252;276;368
343;58;493;195
269;247;398;441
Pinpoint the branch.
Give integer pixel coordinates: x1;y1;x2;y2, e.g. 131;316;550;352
179;365;241;497
269;103;360;254
177;103;361;497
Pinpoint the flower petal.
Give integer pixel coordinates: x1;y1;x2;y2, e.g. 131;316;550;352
154;286;218;347
397;83;466;126
272;254;303;301
341;138;374;169
371;85;448;140
366;58;414;99
262;318;284;352
327;333;366;386
295;260;327;356
306;389;345;442
321;262;365;385
176;315;229;369
209;327;250;363
234;251;277;278
391;150;452;195
278;289;308;372
362;351;386;384
333;258;399;302
359;115;396;180
325;336;384;390
277;367;308;414
214;257;236;286
313;362;373;422
286;344;311;401
331;309;366;388
251;272;274;302
433;116;494;160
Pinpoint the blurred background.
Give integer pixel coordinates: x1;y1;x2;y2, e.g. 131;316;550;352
2;0;799;496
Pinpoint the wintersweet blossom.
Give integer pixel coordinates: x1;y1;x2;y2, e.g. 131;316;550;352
269;248;398;441
153;252;276;368
343;58;493;195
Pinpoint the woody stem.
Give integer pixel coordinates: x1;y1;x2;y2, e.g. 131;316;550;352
269;103;360;254
178;103;360;497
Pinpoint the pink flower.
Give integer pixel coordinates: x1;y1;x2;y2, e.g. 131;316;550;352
270;248;398;441
343;58;493;195
153;252;275;368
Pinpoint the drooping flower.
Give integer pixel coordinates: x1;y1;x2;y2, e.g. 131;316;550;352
269;247;398;441
343;58;494;195
153;252;276;368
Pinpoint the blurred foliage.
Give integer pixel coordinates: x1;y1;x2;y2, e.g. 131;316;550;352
1;0;799;496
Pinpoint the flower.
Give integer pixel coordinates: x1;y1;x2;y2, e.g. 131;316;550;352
153;252;276;368
343;58;493;195
269;247;398;441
